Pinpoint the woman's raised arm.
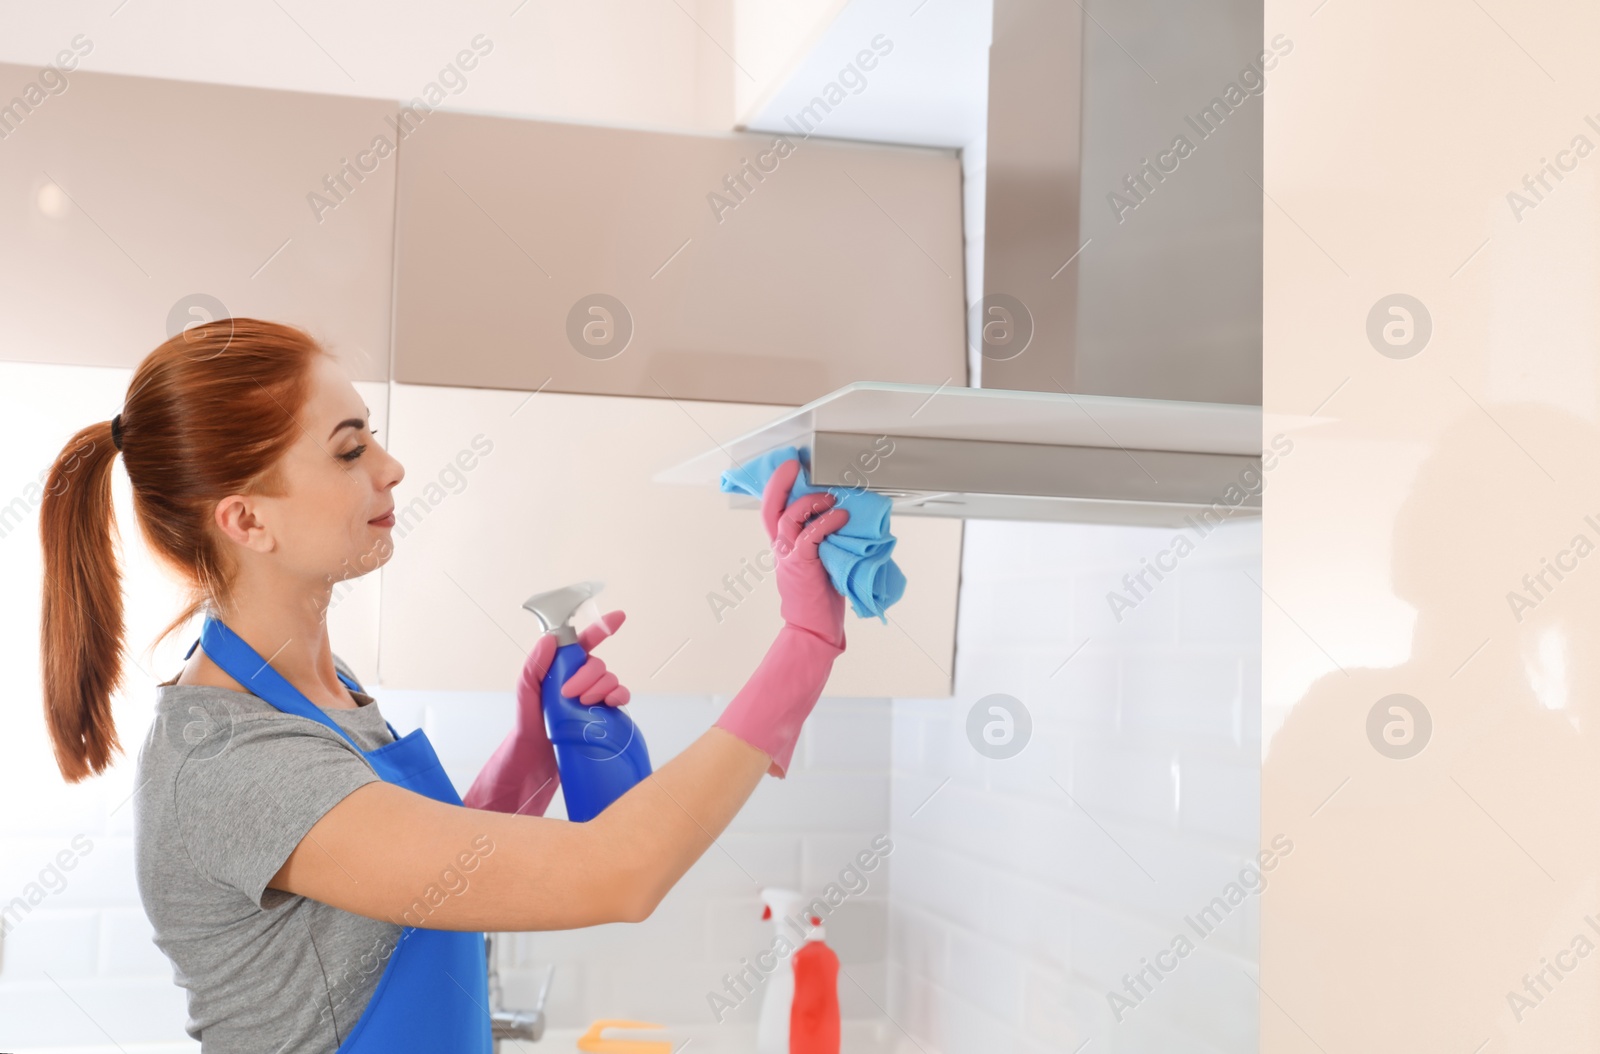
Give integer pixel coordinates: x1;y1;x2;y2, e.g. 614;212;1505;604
271;457;850;930
268;723;770;930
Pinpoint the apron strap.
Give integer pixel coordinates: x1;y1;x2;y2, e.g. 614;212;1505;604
194;617;365;754
186;621;394;746
187;635;366;691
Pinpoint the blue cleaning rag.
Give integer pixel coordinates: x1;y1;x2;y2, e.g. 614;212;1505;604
719;445;906;622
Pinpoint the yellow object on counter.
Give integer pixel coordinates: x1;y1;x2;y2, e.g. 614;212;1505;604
575;1019;672;1054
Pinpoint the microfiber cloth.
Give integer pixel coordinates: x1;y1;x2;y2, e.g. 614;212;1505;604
720;445;906;622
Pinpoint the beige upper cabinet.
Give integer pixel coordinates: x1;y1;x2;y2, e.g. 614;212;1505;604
375;383;960;697
390;110;967;405
0;64;396;379
2;63;967;697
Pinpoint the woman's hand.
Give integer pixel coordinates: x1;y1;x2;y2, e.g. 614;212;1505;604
463;609;630;815
760;458;848;648
707;459;850;778
520;609;631;716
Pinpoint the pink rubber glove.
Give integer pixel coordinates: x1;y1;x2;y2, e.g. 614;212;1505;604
463;610;630;814
714;458;850;777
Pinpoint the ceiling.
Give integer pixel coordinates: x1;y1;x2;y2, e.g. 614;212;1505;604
742;0;992;150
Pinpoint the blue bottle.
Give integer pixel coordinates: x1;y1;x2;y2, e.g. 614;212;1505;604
523;581;652;822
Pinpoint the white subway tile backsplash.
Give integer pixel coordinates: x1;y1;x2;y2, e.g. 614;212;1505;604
1067;738;1178;827
801;832;894;893
733;772;890;833
1178;563;1263;648
905;710;985;787
945;924;1026;1025
1095;824;1264;926
978;727;1070;801
0;908;98;979
1069;903;1182;991
1045;650;1122;732
0;977;193;1046
1021;963;1092;1047
935;981;1029;1053
1178;755;1261;843
701;895;783;965
414;693;505;757
369;693;428;737
901;780;1003;863
886;903;948;991
949;644;1064;700
980;576;1073;644
803;703;893;771
885;961;940;1049
1157;943;1258;1052
1120;654;1243;743
592;956;738;1024
615;696;722;759
9;836;135;912
981;870;1071;974
0;778;106;839
822;900;889;965
692;831;802;896
1073;567;1181;645
889;703;924;771
885;837;988;935
888;515;1259;1054
835;959;890;1021
99;907;172;978
1242;659;1264;755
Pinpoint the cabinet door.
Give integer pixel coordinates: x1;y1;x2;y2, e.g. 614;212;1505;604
391;110;966;405
377;383;959;697
0;63;396;380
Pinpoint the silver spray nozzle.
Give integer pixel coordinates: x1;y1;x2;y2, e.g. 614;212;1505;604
522;580;605;646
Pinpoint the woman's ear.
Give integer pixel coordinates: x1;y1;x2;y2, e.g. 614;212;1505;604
213;493;275;552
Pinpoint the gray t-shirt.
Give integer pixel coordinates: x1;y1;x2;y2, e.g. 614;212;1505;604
134;654;405;1052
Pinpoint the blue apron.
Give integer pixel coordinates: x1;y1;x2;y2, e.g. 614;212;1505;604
188;615;493;1053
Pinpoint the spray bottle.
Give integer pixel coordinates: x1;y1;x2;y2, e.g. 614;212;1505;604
789;915;840;1054
523;581;652;822
757;888;806;1054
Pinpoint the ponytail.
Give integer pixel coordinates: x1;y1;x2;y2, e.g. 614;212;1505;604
38;420;126;781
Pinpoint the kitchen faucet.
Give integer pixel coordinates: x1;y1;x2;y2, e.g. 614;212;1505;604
486;932;554;1050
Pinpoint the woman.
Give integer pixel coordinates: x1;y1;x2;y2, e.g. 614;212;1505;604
37;318;850;1053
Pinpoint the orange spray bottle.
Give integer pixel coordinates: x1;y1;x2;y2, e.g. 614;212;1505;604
789;915;840;1054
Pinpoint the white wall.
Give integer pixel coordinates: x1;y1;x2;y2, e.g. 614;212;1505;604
886;516;1262;1054
0;0;737;132
730;0;848;123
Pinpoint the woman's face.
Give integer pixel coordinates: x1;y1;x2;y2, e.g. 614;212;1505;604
221;354;405;592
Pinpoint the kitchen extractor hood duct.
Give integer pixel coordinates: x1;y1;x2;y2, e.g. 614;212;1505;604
982;0;1263;404
985;0;1260;404
657;0;1264;526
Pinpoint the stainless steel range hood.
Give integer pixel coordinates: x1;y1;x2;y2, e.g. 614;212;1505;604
654;382;1260;527
658;0;1263;526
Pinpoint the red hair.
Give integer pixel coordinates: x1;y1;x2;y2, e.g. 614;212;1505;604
38;318;330;781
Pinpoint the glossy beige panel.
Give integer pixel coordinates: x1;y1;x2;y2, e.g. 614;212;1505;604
392;111;966;404
0;63;395;378
377;383;960;696
1263;1;1600;1050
